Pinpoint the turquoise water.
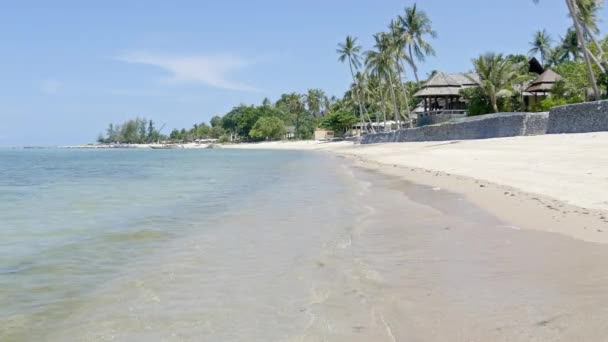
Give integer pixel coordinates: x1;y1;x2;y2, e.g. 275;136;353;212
0;148;363;340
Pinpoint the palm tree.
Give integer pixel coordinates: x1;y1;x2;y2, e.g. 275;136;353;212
398;4;437;82
284;93;305;139
337;36;367;133
367;73;389;131
528;29;553;65
305;89;326;118
389;20;414;128
533;0;600;99
560;28;580;60
366;33;401;130
469;53;518;113
546;46;568;66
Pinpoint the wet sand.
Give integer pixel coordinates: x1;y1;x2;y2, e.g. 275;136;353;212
224;133;608;244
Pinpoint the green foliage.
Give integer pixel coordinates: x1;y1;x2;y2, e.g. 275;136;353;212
470;52;519;113
249;116;287;140
319;110;358;135
210;115;223;128
553;61;590;100
99;118;165;144
539;97;568;111
218;135;231;144
459;87;492;116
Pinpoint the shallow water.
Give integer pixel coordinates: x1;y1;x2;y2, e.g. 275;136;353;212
2;149;608;341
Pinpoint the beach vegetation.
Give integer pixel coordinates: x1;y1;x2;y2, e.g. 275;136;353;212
249;116;287;141
319;110;358;136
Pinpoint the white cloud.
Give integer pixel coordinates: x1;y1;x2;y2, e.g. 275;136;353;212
39;80;62;94
117;52;258;92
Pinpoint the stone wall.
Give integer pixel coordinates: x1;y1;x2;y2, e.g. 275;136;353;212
361;112;548;144
360;101;608;144
547;100;608;134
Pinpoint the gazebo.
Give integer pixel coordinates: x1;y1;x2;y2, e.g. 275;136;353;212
525;69;562;109
525;69;562;95
414;72;480;115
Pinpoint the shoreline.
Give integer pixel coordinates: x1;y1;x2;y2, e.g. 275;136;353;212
224;133;608;244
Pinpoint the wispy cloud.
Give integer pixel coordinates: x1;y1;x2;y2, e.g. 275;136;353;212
117;52;259;92
39;80;62;94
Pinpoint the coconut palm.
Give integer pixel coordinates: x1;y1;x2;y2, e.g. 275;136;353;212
533;0;600;99
398;4;437;82
546;46;568;66
337;36;367;132
469;53;519;113
388;20;414;128
366;73;389;130
528;29;553;65
560;28;581;60
305;89;326;118
366;33;401;130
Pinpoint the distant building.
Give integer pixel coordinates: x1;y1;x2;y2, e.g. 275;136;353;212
314;129;334;141
284;126;296;140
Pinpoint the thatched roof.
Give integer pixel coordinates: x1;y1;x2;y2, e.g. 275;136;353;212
525;69;562;93
414;72;480;97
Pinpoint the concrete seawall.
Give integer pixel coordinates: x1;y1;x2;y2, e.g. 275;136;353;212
361;101;608;144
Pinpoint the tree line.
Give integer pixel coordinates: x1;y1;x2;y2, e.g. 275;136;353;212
98;1;608;143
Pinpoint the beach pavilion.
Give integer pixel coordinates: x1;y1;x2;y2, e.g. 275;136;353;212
524;69;563;109
414;72;480;118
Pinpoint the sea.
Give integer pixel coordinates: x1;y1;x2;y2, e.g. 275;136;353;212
3;148;608;341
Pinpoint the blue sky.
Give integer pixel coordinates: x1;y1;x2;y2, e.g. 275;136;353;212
1;0;606;145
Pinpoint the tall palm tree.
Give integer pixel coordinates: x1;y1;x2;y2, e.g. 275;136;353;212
560;28;581;60
367;73;388;131
305;89;326;118
533;0;600;99
337;36;367;133
283;93;305;139
389;20;414;128
546;46;568;66
469;53;518;113
366;33;401;130
398;4;437;82
528;29;553;65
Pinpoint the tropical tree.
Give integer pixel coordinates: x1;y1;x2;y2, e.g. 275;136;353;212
337;36;367;133
319;110;358;136
560;28;580;61
305;89;327;118
388;20;414;127
533;0;601;99
398;4;437;82
469;53;519;113
366;33;401;129
529;29;553;65
249;116;287;140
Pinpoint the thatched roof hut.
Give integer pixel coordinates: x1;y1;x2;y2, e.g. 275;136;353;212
414;72;480;113
525;69;562;93
414;72;479;98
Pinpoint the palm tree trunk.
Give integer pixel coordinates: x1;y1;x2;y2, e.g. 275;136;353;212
491;95;499;113
348;58;366;135
386;72;401;130
408;46;420;82
566;0;601;100
398;59;414;128
380;87;388;132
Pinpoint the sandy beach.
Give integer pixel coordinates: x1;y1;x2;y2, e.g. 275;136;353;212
224;132;608;243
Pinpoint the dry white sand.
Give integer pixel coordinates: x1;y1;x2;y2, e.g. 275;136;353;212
225;133;608;243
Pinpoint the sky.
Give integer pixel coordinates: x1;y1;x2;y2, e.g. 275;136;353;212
1;0;607;146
